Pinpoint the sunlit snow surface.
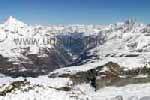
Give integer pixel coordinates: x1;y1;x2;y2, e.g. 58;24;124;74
0;76;149;100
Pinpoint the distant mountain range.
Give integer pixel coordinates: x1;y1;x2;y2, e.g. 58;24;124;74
0;16;150;77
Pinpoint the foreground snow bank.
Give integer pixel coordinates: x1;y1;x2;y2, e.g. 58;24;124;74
0;76;150;100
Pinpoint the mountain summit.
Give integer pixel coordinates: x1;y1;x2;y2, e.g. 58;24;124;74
4;16;26;26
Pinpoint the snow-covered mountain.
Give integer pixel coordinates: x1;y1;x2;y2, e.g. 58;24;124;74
0;16;150;77
1;17;150;99
4;16;26;26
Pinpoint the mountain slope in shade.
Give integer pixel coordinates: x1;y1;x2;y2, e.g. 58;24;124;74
50;19;150;75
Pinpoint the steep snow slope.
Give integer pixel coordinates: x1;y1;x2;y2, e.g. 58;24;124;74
50;19;150;75
88;19;150;70
0;17;74;76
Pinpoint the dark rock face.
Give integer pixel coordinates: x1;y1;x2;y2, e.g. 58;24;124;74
0;80;29;96
49;61;150;90
95;62;122;89
112;96;123;100
49;62;122;89
56;33;102;67
140;96;150;100
0;47;73;77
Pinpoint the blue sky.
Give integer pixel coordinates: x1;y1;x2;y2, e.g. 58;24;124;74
0;0;150;24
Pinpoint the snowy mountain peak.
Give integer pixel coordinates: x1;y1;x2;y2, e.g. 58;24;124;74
125;18;136;24
4;16;26;26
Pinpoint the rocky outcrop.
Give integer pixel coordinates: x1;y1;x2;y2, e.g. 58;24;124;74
49;61;150;90
0;46;73;77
